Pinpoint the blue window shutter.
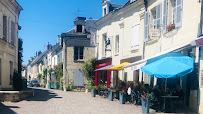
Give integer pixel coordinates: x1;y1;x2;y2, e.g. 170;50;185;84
163;0;167;34
144;11;149;42
175;0;182;28
156;3;162;34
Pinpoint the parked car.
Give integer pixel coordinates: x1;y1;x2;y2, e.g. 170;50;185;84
27;81;33;87
31;80;40;87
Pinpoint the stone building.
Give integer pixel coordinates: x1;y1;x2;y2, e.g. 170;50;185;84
96;0;203;113
0;0;22;90
61;17;97;89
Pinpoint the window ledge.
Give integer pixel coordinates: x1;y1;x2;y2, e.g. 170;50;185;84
164;28;179;38
114;53;119;56
146;38;159;45
74;59;84;63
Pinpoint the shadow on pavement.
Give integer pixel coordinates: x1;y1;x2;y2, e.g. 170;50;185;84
25;88;62;102
0;102;18;114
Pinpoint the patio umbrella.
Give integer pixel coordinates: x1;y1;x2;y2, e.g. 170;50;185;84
141;52;194;78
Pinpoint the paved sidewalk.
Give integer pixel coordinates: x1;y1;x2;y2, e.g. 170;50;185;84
0;87;194;114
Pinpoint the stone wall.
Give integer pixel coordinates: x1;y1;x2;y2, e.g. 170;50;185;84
0;90;33;102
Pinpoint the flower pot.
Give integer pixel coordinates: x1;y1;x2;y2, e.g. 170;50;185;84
119;93;126;104
91;89;96;97
108;91;114;101
48;84;51;89
141;98;150;113
52;84;59;89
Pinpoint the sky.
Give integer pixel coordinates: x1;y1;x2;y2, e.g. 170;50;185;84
16;0;128;64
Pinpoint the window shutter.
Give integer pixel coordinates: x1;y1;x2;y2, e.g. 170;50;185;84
175;0;182;28
0;12;3;39
6;17;9;42
8;17;11;43
131;23;140;51
156;3;162;34
144;11;149;42
163;0;168;34
14;23;17;46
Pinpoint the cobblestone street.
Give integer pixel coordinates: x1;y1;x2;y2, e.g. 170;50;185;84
0;88;147;114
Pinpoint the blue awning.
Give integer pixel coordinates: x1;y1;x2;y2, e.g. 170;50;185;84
141;52;194;78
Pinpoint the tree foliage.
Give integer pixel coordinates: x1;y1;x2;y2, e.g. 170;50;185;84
13;70;22;90
18;38;23;76
82;58;96;84
53;62;63;81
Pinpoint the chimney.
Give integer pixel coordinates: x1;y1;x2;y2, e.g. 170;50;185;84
38;50;42;56
47;42;49;51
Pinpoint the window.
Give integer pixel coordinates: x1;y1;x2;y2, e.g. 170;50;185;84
74;47;84;60
172;0;176;24
0;58;1;85
3;16;7;41
150;4;161;31
57;53;62;63
76;25;82;32
102;34;107;57
151;9;157;29
124;72;127;83
11;21;15;45
10;61;13;85
163;0;182;33
115;35;119;54
104;8;107;16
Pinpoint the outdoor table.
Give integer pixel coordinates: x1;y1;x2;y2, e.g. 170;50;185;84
161;96;179;112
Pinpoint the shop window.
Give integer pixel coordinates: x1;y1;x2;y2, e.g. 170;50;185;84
124;72;127;83
115;35;119;55
74;47;84;60
133;70;139;85
9;61;13;85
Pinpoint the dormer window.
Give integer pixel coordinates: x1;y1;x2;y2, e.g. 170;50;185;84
76;24;82;33
104;8;107;16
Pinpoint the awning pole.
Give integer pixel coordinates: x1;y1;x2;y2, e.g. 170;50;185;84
165;78;167;93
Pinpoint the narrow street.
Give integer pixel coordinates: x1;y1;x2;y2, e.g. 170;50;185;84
0;88;145;114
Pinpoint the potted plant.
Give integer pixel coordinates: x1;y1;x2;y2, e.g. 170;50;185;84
119;90;126;104
108;89;116;101
53;81;59;89
90;86;97;97
141;93;151;113
98;85;104;96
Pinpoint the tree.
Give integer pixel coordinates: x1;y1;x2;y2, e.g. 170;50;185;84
42;68;47;84
53;62;63;81
18;38;23;76
13;70;22;90
82;58;96;86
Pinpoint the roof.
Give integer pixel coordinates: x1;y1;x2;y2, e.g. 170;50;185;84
96;0;140;25
51;43;62;55
30;50;48;66
62;19;97;36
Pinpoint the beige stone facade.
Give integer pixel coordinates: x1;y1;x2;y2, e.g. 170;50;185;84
96;0;203;113
0;0;22;90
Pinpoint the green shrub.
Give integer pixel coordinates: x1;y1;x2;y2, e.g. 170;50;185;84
40;84;45;88
59;77;63;90
13;70;22;91
65;84;74;91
